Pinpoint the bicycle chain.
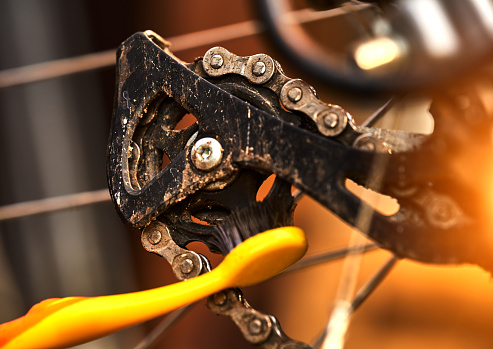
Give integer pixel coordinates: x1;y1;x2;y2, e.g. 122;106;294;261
141;220;310;348
203;47;349;139
201;46;424;153
127;44;322;348
111;32;493;347
197;45;493;269
134;46;373;348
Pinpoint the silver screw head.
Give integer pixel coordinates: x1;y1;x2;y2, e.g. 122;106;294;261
252;61;266;76
287;87;303;103
210;54;224;69
148;230;162;245
322;111;339;129
191;137;223;171
180;258;194;274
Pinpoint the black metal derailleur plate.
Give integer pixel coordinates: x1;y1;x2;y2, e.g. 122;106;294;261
108;31;493;272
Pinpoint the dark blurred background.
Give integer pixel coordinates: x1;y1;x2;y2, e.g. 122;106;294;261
1;1;493;348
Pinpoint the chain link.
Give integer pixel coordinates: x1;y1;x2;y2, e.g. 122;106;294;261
141;221;204;280
141;221;311;348
207;289;311;348
139;46;412;348
137;45;437;348
201;46;432;155
203;46;350;138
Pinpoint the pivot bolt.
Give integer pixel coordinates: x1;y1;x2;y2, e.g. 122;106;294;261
148;230;162;245
180;258;194;274
210;54;224;69
357;139;376;151
248;318;264;335
212;292;227;306
191;137;224;171
353;134;385;152
322;111;339;129
287;87;302;103
252;61;266;76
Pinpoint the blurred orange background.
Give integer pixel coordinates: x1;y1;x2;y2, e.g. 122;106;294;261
1;1;493;348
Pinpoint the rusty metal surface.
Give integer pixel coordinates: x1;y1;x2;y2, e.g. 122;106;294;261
207;288;310;348
104;29;493;347
108;31;493;272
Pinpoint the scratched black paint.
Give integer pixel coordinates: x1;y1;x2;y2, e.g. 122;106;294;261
108;32;493;272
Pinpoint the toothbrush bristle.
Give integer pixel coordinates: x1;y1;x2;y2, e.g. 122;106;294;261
212;200;294;255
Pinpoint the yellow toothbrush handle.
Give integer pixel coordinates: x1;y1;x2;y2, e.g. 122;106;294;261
0;226;306;349
0;270;224;349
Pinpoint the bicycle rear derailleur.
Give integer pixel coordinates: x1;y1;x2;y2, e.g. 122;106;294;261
107;31;493;347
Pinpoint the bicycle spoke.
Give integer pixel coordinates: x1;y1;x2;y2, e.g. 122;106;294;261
0;50;115;89
311;255;397;349
131;304;195;349
317;108;400;349
320;232;368;349
315;92;406;348
284;243;378;274
351;255;398;311
341;1;374;39
0;7;364;88
0;189;110;221
361;97;397;127
2;1;489;348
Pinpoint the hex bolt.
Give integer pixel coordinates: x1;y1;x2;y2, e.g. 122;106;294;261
210;54;224;69
248;318;264;335
148;230;162;245
180;258;194;274
191;137;224;171
322;111;339;129
287;87;302;103
252;61;266;76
